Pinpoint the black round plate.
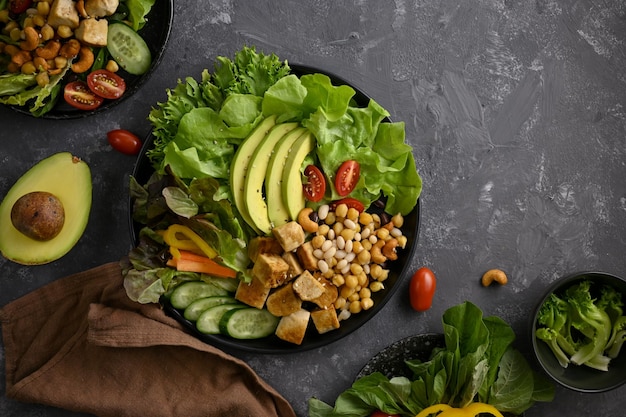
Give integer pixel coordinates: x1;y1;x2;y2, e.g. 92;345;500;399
9;1;173;119
130;64;421;353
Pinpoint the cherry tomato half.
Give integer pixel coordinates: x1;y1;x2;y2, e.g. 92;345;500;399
335;160;360;196
303;165;326;202
63;81;104;111
87;69;126;99
409;267;437;312
107;129;142;155
370;411;400;417
330;197;365;212
9;0;33;14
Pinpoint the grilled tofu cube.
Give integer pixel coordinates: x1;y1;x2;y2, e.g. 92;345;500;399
235;276;270;309
248;236;283;263
48;0;80;29
311;308;340;334
310;276;339;309
272;221;305;252
282;252;304;281
296;241;318;271
275;308;310;345
292;270;325;301
252;253;290;288
85;0;119;17
266;282;302;317
75;18;108;47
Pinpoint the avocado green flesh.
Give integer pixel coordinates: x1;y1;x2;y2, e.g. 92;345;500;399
0;152;92;265
282;133;316;220
230;115;278;233
243;122;300;234
266;129;311;228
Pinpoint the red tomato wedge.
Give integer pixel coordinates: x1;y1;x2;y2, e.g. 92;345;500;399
63;81;104;111
87;69;126;99
335;160;360;196
409;267;437;312
370;412;400;417
107;129;142;155
330;197;365;212
9;0;32;14
303;165;326;202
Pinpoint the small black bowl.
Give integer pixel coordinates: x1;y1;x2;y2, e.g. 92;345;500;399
530;271;626;393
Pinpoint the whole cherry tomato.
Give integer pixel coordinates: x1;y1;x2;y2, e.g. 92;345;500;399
303;165;326;202
335;160;360;196
64;81;104;111
107;129;142;155
409;267;437;312
87;69;126;99
370;411;400;417
9;0;33;14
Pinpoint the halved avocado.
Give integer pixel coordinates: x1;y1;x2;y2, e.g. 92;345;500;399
282;133;316;220
0;152;92;265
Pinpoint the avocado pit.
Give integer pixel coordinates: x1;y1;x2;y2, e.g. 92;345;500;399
11;191;65;241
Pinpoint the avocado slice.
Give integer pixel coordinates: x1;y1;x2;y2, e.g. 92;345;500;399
282;133;316;221
0;152;92;265
230;115;278;233
243;122;300;234
266;129;311;228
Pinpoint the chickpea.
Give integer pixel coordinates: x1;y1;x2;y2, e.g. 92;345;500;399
35;71;50;87
344;274;358;289
105;59;119;73
40;24;54;41
37;1;51;15
57;25;73;38
335;203;348;218
361;297;374;311
349;300;362;314
21;61;37;74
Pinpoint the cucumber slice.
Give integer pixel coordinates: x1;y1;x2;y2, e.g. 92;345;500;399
203;275;239;293
107;23;152;75
169;281;229;309
219;308;280;339
196;304;246;335
183;296;237;322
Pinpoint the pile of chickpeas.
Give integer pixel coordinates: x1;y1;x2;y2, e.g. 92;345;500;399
300;202;406;321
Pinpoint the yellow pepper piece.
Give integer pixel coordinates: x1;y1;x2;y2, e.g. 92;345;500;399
163;224;217;259
462;403;504;417
415;404;452;417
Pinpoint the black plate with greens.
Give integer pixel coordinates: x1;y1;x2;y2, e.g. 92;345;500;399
130;64;421;353
7;0;173;119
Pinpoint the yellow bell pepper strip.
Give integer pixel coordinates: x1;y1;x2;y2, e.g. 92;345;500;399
163;224;217;259
415;404;452;417
414;402;504;417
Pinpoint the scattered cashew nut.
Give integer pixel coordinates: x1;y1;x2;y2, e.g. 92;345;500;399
71;46;94;73
20;26;40;52
370;239;387;264
481;269;508;286
297;208;319;233
35;39;61;60
59;39;80;59
382;238;399;261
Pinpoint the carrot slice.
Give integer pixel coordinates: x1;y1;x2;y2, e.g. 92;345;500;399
167;250;237;278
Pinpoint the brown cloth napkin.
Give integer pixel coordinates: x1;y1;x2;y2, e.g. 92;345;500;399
0;262;297;417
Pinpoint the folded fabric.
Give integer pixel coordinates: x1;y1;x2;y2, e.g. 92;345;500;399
0;262;296;417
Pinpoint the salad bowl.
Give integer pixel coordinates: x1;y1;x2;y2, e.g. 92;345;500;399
6;0;173;119
129;64;421;353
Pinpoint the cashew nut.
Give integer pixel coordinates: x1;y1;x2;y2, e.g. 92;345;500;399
20;27;40;52
59;39;80;58
11;50;32;67
382;238;399;261
4;44;20;57
76;0;89;18
35;39;61;60
71;46;94;73
481;269;508;287
297;208;319;233
370;239;387;264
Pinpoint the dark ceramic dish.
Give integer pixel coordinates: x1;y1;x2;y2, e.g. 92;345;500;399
130;64;421;353
9;0;173;119
530;271;626;393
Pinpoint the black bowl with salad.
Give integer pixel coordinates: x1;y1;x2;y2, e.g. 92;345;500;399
123;47;422;353
0;0;172;118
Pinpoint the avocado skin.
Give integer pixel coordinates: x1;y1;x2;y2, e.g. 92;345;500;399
0;152;92;265
243;122;300;234
230;115;278;233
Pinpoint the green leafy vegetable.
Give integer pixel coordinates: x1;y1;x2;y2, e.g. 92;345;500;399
535;280;625;370
123;0;156;31
308;302;554;417
0;64;70;115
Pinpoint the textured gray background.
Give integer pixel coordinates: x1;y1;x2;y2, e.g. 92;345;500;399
1;1;626;416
